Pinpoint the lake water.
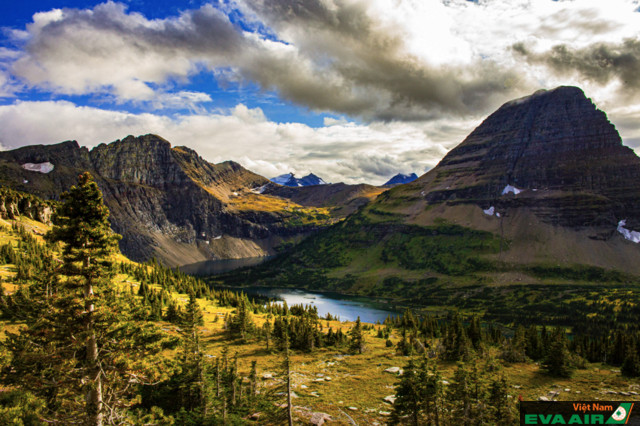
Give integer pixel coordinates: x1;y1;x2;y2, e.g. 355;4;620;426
179;256;271;276
181;257;401;323
238;287;400;324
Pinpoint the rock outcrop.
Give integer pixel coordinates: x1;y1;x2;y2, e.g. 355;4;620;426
0;188;53;223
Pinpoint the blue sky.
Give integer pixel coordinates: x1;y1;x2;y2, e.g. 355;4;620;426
1;0;640;184
0;0;337;128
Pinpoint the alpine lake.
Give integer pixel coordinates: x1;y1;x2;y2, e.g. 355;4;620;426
181;257;400;323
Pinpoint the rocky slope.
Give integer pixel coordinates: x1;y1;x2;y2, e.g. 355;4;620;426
0;187;53;224
216;86;640;295
261;182;385;217
0;135;357;265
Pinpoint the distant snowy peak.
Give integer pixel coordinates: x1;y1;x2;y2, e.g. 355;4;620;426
298;173;327;186
270;172;328;187
271;173;297;186
384;173;418;186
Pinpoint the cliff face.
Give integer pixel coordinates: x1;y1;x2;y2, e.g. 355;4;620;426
410;86;640;229
0;134;330;265
0;188;53;223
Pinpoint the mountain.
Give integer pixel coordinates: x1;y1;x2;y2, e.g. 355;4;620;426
215;86;640;300
270;172;327;187
0;135;348;266
383;173;418;186
261;182;386;217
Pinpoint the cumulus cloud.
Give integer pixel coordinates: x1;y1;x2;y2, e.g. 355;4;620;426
0;100;469;184
1;0;538;120
2;0;640;183
5;0;640;121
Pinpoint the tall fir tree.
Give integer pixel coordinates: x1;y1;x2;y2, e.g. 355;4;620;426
391;358;422;425
543;331;574;378
177;291;206;417
349;316;365;354
2;173;168;424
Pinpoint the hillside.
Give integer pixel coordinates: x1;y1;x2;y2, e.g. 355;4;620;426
213;87;640;310
0;135;378;266
2;192;640;424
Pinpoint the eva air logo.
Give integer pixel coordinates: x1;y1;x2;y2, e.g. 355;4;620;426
606;403;634;424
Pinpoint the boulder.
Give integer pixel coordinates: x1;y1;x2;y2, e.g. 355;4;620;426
310;412;332;425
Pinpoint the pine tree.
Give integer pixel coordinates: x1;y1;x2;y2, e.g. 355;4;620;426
444;312;470;361
467;315;483;351
284;334;294;426
391;358;422;425
421;359;444;426
621;344;640;377
349;316;365;354
177;292;206;417
2;173;168;424
543;331;573;378
449;363;473;425
501;325;527;363
488;376;514;425
228;295;254;341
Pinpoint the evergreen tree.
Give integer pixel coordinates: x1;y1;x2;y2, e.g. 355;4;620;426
488;376;515;425
449;363;473;425
543;331;573;378
621;344;640;378
467;315;483;351
177;292;206;417
444;312;470;361
2;173;167;424
391;358;422;425
501;325;527;363
228;295;254;341
349;316;365;354
421;359;444;426
525;325;544;360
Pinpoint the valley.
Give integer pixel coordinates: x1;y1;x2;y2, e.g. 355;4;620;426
1;206;639;425
2;86;640;424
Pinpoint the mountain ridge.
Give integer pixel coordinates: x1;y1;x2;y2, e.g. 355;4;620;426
213;86;640;297
0;134;354;265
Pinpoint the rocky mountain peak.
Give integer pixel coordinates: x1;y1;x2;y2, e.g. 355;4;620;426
90;134;188;186
413;86;640;229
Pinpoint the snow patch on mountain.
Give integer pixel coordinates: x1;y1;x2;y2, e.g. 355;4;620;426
483;206;495;216
21;162;54;174
251;184;268;194
617;220;640;243
502;185;523;195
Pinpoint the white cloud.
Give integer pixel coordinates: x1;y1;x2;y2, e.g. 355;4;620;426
1;0;640;184
0;100;477;184
7;0;640;121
